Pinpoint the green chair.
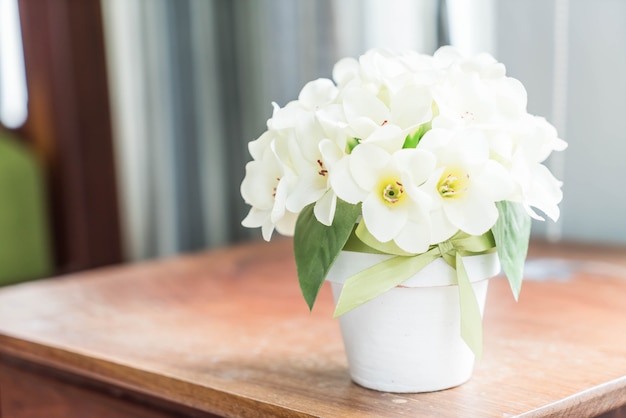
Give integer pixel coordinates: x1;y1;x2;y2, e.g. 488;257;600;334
0;130;52;286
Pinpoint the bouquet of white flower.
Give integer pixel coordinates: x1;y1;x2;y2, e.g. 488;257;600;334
240;47;566;357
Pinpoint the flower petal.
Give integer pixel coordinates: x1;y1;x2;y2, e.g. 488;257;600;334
350;143;391;190
525;164;563;222
275;211;298;236
270;177;290;223
242;207;268;228
343;87;390;126
329;157;365;204
286;171;325;213
347;116;379;140
444;194;498;236
314;190;337;226
416;128;453;154
298;78;338;109
248;130;275;161
269;102;300;130
333;57;359;87
495;77;527;120
240;159;280;210
394;219;431;254
363;124;406;153
242;207;275;241
319;138;345;167
428;207;458;244
261;219;275;241
475;160;514;202
391;85;433;129
394;148;436;186
362;193;408;243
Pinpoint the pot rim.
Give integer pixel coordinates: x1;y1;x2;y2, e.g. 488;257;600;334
326;250;501;288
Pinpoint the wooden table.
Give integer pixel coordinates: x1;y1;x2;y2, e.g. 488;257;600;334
1;238;626;417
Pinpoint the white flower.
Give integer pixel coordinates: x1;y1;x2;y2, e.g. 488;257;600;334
431;47;527;130
241;46;566;250
333;48;406;90
419;128;514;242
433;46;506;79
506;116;567;220
334;49;435;146
341;83;433;143
241;133;298;240
267;79;345;226
330;139;436;253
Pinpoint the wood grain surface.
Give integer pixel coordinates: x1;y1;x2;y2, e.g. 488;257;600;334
1;238;626;417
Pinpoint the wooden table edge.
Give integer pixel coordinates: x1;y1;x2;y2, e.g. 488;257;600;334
516;376;626;418
0;334;317;418
5;331;625;418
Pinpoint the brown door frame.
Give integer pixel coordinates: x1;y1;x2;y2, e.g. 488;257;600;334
16;0;122;273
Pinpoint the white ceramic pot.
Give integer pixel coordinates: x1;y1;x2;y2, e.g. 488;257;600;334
327;250;500;393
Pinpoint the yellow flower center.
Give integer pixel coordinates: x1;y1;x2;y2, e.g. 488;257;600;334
378;177;405;205
438;168;469;199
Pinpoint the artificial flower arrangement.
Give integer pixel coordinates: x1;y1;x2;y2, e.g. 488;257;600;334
240;46;566;357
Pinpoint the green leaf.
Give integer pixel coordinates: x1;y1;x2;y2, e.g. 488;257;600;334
492;201;531;301
402;121;431;149
294;199;361;310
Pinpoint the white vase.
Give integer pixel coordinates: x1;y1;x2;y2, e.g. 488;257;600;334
326;250;500;393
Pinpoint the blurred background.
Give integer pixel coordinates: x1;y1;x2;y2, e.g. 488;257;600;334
0;0;624;285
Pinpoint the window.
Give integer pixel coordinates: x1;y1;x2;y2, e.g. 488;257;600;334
0;0;28;128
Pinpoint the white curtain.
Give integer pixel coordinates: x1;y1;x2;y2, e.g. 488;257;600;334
104;0;626;255
101;0;443;261
494;0;626;244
